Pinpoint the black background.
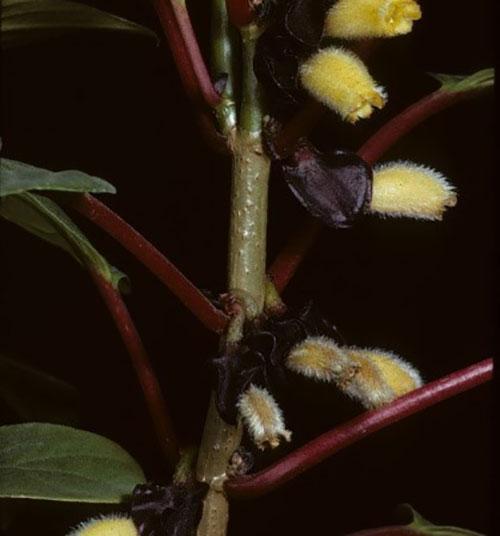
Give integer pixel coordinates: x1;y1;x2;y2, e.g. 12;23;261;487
0;0;495;534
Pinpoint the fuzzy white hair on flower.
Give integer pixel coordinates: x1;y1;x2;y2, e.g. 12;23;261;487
300;47;387;123
66;514;138;536
325;0;422;40
237;384;291;450
342;346;423;408
286;336;358;384
369;161;457;220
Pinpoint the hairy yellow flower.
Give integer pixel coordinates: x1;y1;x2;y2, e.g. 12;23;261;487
287;336;358;384
286;337;422;409
300;48;386;123
343;347;423;408
67;515;138;536
325;0;422;39
237;384;291;450
369;161;457;220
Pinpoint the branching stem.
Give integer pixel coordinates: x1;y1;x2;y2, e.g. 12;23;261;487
72;194;228;333
195;23;271;536
152;0;220;108
90;269;180;467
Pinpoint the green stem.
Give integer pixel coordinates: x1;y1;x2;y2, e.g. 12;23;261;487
228;24;269;317
211;0;238;139
196;23;270;536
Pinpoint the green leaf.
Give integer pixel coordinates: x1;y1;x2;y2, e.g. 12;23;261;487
1;0;157;49
0;192;128;291
430;68;494;93
0;158;116;198
0;353;79;425
401;504;484;536
0;423;145;502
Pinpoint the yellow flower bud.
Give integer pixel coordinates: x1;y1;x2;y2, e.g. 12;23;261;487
325;0;422;40
343;347;423;408
67;515;138;536
369;162;457;220
237;384;291;450
287;336;359;384
300;48;386;123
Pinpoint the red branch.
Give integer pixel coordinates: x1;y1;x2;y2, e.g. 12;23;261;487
268;88;477;293
273;100;325;159
72;194;228;333
226;0;255;27
90;269;180;466
150;0;227;149
152;0;220;109
226;358;493;499
268;218;321;294
358;90;469;165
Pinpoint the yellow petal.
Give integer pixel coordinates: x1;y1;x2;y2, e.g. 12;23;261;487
237;385;291;450
300;48;386;123
287;336;357;383
344;347;423;408
325;0;422;40
67;515;138;536
370;161;457;220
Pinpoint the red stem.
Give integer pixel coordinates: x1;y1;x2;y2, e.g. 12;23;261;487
358;90;469;165
226;358;493;499
268;218;321;293
225;0;255;27
268;88;475;293
72;194;228;333
273;100;325;159
90;269;180;466
152;0;220;109
150;0;226;149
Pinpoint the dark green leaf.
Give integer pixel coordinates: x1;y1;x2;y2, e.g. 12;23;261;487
401;504;484;536
1;0;157;49
0;158;116;198
0;353;79;425
0;423;146;502
430;68;494;93
0;192;128;291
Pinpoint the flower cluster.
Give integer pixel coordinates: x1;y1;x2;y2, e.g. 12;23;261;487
213;305;423;450
256;0;421;121
257;0;457;227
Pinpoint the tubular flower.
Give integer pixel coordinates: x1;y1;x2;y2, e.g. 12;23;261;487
325;0;422;39
237;384;292;450
369;161;457;220
286;336;359;384
343;347;423;408
67;515;138;536
300;47;387;123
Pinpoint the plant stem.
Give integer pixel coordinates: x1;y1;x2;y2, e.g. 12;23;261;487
152;0;220;108
226;358;492;499
72;194;228;333
152;0;225;148
195;23;271;536
90;269;180;467
358;89;473;165
268;217;321;294
211;0;238;140
227;25;269;316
